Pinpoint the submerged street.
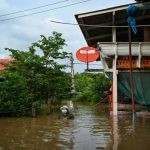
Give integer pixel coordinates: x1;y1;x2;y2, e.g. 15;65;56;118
0;104;150;150
0;1;150;150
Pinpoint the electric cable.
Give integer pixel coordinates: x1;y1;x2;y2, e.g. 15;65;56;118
0;0;77;17
0;0;93;22
0;0;72;17
50;20;150;28
74;62;100;65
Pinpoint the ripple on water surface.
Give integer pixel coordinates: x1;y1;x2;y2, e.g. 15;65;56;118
1;105;150;150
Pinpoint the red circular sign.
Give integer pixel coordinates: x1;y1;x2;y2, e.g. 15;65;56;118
76;46;100;63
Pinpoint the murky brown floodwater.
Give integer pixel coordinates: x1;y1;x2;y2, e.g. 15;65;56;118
0;104;150;150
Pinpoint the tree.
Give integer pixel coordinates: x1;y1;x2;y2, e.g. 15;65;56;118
0;32;72;116
74;73;110;103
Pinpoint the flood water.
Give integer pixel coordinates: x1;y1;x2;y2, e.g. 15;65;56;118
0;104;150;150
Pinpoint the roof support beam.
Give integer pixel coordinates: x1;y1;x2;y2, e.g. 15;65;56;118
78;18;92;45
77;5;128;18
87;30;127;41
85;13;150;32
112;11;116;42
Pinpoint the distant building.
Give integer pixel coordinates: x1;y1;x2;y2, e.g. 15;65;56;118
0;58;14;71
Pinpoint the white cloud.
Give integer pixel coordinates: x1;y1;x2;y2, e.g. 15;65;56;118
0;0;10;11
0;13;85;57
0;13;86;71
0;0;134;72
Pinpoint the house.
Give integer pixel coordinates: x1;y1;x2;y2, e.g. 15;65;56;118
75;2;150;115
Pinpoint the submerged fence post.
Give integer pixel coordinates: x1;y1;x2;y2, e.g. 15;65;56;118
32;103;36;117
47;98;53;115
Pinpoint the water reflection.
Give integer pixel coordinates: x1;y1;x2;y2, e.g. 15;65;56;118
72;105;112;150
110;116;119;150
118;115;150;150
0;105;150;150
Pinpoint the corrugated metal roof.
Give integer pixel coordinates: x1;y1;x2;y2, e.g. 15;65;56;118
75;2;150;47
76;3;133;18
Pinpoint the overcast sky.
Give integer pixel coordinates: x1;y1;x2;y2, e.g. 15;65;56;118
0;0;135;72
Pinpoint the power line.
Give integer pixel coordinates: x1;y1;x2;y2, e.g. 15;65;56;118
0;0;93;22
0;0;71;17
74;62;100;65
63;62;101;65
62;62;101;66
50;20;150;28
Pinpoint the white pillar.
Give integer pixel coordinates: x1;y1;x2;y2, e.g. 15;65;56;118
112;58;118;115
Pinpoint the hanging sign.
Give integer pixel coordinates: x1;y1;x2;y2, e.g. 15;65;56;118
76;46;100;63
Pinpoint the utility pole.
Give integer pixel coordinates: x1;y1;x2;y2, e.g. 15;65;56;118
86;50;89;71
70;53;75;94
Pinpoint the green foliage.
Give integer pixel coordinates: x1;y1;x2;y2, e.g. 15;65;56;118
75;73;110;103
0;32;72;116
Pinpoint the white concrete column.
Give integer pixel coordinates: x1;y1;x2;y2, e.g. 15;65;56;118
112;58;118;116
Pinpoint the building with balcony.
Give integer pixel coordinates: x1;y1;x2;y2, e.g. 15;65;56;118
75;2;150;115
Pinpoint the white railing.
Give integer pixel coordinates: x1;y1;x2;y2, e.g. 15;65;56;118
99;42;150;70
100;42;150;56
